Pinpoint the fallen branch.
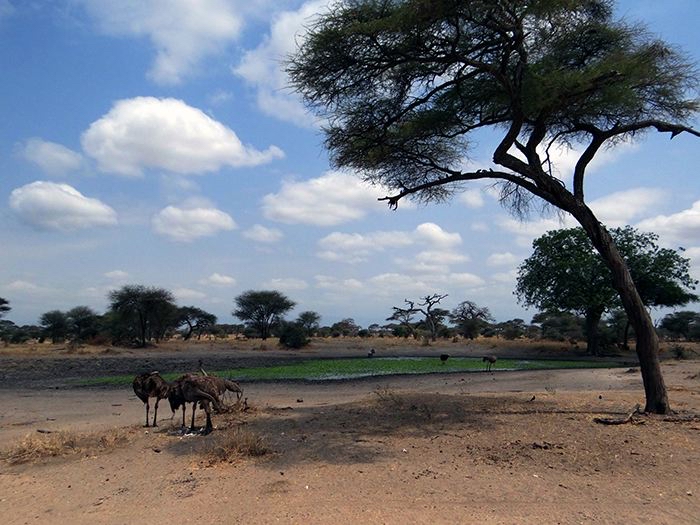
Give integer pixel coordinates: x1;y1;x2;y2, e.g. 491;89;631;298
594;404;642;425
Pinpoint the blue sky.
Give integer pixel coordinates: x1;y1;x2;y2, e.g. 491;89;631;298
1;0;699;328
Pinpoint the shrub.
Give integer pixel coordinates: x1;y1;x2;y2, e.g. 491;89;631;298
278;323;309;349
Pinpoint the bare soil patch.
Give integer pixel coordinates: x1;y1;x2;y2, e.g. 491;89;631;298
1;339;699;524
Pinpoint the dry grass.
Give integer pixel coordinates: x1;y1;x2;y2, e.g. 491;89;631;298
1;428;135;465
204;428;271;465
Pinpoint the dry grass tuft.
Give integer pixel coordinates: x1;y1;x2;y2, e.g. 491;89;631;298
1;428;134;465
204;428;270;465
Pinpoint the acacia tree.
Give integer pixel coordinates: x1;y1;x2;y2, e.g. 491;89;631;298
233;290;296;340
450;300;494;339
288;0;700;413
108;285;178;347
39;310;68;344
0;297;10;319
296;311;321;336
516;227;697;355
178;306;217;340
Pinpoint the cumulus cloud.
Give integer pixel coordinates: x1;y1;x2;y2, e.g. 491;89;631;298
487;252;518;267
317;230;413;263
173;287;207;301
262;277;308;291
233;0;328;126
315;275;364;292
81;97;284;176
589;188;666;227
200;273;237;287
459;188;485;208
243;224;283;243
19;138;83;175
152;204;236;242
637;200;700;246
77;0;243;84
317;223;463;266
9;181;117;231
105;270;129;280
262;171;388;226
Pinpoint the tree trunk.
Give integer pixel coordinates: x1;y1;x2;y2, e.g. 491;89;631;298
584;309;603;356
573;206;670;413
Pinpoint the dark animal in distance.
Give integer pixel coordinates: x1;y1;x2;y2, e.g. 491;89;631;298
133;372;170;427
482;355;497;372
440;354;449;363
367;348;376;358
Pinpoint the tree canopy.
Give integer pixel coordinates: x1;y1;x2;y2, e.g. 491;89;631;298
108;285;178;347
233;290;296;340
516;227;697;354
288;0;700;413
0;297;10;319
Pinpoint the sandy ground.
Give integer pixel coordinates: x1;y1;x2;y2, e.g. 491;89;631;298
1;340;699;524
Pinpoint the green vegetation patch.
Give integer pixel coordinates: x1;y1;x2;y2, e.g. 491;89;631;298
80;357;618;386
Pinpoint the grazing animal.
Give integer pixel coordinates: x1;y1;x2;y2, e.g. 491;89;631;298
168;374;225;434
367;348;375;358
200;375;243;404
133;372;171;427
482;355;497;372
440;353;449;363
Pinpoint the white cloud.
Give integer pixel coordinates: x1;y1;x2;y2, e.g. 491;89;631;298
262;277;308;291
104;270;129;280
4;280;45;293
637;200;700;246
173;287;207;302
459;188;485;208
200;273;237;287
315;275;364;292
317;223;463;265
20;138;83;175
414;222;462;248
262;171;388;226
77;0;243;85
243;224;283;243
487;252;518;267
152;205;236;242
233;0;327;126
9;181;117;231
589;188;666;227
81;97;284;176
317;230;413;263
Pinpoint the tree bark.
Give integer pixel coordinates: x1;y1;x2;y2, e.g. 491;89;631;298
584;309;603;356
572;206;670;414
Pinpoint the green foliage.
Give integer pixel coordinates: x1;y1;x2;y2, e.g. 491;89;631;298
278;322;310;349
532;311;585;342
0;297;10;319
66;306;99;344
517;227;697;354
233;290;296;340
659;311;700;341
330;318;361;337
296;311;321;336
39;310;68;344
107;285;178;347
178;306;217;340
450;300;494;339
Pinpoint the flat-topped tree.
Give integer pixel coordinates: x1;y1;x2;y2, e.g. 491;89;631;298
288;0;700;413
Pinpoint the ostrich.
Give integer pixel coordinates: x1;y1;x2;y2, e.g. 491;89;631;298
203;375;244;404
168;374;225;434
440;353;449;364
132;371;170;427
482;355;497;372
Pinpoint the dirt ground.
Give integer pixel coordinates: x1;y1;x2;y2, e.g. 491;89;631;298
1;338;699;524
